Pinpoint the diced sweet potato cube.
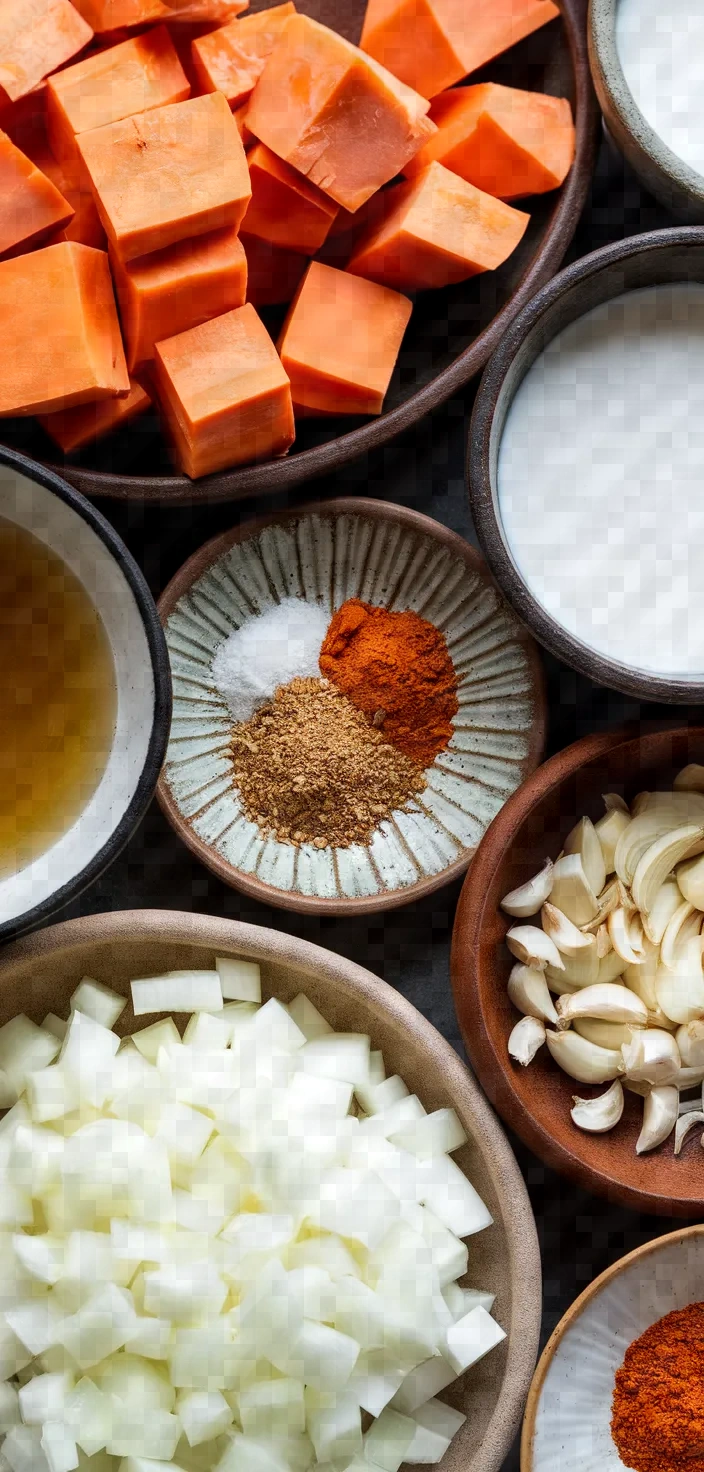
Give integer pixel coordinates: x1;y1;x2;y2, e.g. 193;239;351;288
153;302;294;478
111;224;247;369
47;26;190;162
39;374;150;451
0;129;74;256
278;260;411;416
78;91;251;260
233;101;254;147
0;0;93;104
192;3;295;109
361;0;560;97
243;143;338;254
0;240;129;415
165;0;248;22
404;82;575;197
246;13;435;212
347;159;529;290
71;0;171;30
38;148;106;247
241;231;306;306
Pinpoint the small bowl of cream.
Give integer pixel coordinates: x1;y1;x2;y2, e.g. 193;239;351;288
469;226;704;702
589;0;704;220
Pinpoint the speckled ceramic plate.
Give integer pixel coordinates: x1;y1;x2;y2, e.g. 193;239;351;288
156;499;546;914
521;1225;704;1471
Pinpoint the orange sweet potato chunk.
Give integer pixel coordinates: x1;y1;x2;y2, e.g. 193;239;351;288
405;82;575;196
37;148;106;246
246;14;435;212
361;0;560;98
0;240;129;415
111;224;247;369
192;3;294;108
0;0;93;104
78;91;251;260
241;231;306;306
71;0;171;30
0;130;74;256
243;143;338;254
39;374;150;450
153;302;294;478
47;26;190;162
347;159;529;290
165;0;248;22
278;260;411;416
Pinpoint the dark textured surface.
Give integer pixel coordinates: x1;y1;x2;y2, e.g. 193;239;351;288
58;131;685;1468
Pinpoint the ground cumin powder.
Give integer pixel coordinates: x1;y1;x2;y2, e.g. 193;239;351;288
611;1303;704;1472
230;676;426;848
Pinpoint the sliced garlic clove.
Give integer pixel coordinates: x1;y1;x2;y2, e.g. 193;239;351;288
573;1017;641;1051
675;1019;704;1068
676;852;704;910
660;901;699;969
545;938;599;991
603;792;630;815
545;1029;623;1084
674;764;704;793
505;925;564;971
621;1027;681;1086
570;1079;624;1133
541;902;594;955
595;807;630;876
642;877;682;945
563;817;606;901
500;859;554;918
580;878;620;934
556;983;648;1032
631;823;704;915
507;964;558;1025
636;1085;678;1154
608;907;644;965
656;935;704;1025
508;1016;546;1066
597;950;629;984
674;1110;704;1154
596;923;613;959
549;854;599;927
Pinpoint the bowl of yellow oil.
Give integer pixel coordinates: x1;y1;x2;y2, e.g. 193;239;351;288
0;448;170;939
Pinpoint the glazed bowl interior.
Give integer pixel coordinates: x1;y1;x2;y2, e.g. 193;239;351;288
0;908;542;1472
0;453;170;940
469;227;704;704
452;723;704;1218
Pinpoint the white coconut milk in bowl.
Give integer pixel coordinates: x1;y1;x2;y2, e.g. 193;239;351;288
469;228;704;702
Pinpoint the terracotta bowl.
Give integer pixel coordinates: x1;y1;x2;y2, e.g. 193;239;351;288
0;908;542;1472
522;1225;704;1470
155;497;546;915
0;0;597;504
451;722;704;1218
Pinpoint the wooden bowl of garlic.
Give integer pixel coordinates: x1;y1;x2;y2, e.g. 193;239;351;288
451;722;704;1216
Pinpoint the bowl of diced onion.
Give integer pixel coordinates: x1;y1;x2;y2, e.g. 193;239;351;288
0;908;540;1472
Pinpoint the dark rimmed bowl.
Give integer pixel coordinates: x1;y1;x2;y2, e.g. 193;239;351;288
468;225;704;704
0;0;597;504
589;0;704;222
0;447;171;941
451;721;704;1218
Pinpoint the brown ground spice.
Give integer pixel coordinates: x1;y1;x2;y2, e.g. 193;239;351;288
230;676;426;848
611;1303;704;1472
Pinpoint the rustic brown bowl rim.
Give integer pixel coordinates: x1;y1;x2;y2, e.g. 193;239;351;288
38;0;598;504
156;495;547;915
0;906;543;1472
468;225;704;704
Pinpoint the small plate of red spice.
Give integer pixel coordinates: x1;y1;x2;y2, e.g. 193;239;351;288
156;498;546;913
522;1225;704;1472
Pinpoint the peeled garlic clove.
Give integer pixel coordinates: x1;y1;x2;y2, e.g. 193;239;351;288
622;1027;681;1086
506;925;564;971
675;1019;704;1068
545;967;581;995
674;764;704;793
676;852;704;910
501;859;554;918
563;817;606;901
596;923;613;959
580;879;620;934
597;950;628;984
571;1079;624;1133
631;792;652;817
660;901;699;969
674;1065;704;1089
603;792;630;815
545;1029;623;1084
636;1085;678;1154
656;935;704;1025
549;854;599;927
556;983;648;1032
623;1077;651;1098
631;823;704;915
545;938;599;991
608;907;644;965
674;1110;704;1154
507;964;558;1025
642;877;682;945
541;902;594;955
508;1016;546;1066
614;798;704;886
595;807;630;876
574;1017;640;1051
624;937;659;1011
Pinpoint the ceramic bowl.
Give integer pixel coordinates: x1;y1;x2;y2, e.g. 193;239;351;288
469;226;704;704
0;907;542;1472
521;1224;704;1470
0;0;598;504
451;721;704;1218
156;497;546;914
589;0;704;221
0;446;171;941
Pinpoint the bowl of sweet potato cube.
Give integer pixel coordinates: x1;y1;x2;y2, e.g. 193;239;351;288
0;0;597;499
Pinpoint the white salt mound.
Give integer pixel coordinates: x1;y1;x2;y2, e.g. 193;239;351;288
211;597;330;724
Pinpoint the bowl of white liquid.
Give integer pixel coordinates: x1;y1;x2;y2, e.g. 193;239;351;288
589;0;704;220
468;226;704;702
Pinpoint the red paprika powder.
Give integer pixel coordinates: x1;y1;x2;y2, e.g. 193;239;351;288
612;1303;704;1472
